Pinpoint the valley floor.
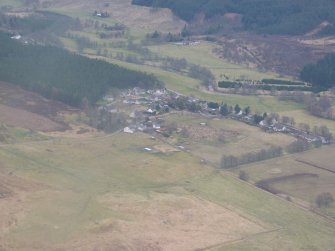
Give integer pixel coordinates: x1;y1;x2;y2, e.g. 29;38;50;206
0;83;334;251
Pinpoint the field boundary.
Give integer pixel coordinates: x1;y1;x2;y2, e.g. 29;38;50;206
295;159;335;174
196;227;283;251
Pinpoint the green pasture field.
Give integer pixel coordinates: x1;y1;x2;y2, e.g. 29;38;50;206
86;55;302;113
148;42;282;81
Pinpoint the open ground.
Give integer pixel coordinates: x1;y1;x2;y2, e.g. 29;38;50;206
0;81;76;132
1;129;335;250
0;84;333;250
163;112;297;165
36;0;308;114
1;1;335;250
232;145;335;219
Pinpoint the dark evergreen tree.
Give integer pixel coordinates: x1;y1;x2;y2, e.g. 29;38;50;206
0;32;161;106
300;53;335;91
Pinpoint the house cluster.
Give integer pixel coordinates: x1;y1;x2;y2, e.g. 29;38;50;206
258;120;331;144
10;34;21;40
101;88;169;134
101;87;332;145
93;11;110;18
173;41;201;46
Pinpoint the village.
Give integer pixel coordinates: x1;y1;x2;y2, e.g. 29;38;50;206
99;87;333;150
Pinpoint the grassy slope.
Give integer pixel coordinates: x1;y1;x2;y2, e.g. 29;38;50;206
94;56;303;113
43;4;303;113
0;2;334;250
188;173;335;250
0;132;335;250
230;145;335;220
279;109;335;134
164;112;296;165
0;133;207;245
148;43;280;80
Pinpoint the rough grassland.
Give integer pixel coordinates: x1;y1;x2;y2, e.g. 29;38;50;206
46;0;185;34
164;112;296;165
186;173;335;250
297;144;335;172
0;104;66;132
231;145;335;219
0;133;263;251
0;131;334;250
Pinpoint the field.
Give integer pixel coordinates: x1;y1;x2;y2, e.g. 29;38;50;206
279;109;335;134
0;81;333;250
232;145;335;219
1;129;335;250
216;33;335;77
0;81;72;132
1;2;335;250
105;57;304;113
46;0;185;34
0;132;263;251
31;0;304;114
148;42;280;81
163;112;296;166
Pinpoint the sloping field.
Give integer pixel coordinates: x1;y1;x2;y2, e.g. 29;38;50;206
47;0;185;33
279;109;335;134
0;82;73;132
61;193;264;251
187;173;335;250
296;144;335;172
0;104;66;132
232;145;335;219
148;42;280;80
164;112;296;165
103;57;302;113
0;82;73;118
0;168;48;250
0;132;263;251
0;132;334;250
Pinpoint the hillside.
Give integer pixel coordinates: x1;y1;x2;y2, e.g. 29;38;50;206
0;32;160;106
132;0;335;35
0;1;335;250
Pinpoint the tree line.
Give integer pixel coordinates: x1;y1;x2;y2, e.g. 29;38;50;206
0;32;161;106
132;0;335;35
218;79;310;92
221;146;283;169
